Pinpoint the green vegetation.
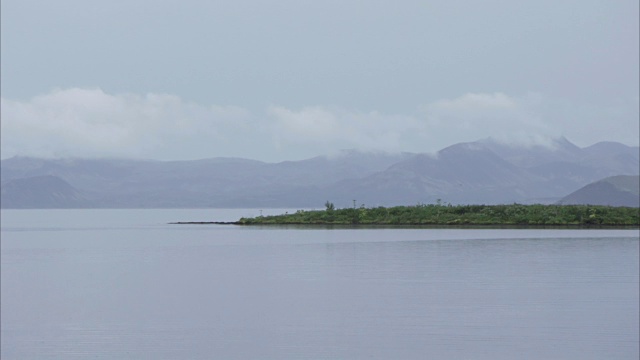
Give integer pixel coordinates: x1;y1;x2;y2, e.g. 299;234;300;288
237;203;639;226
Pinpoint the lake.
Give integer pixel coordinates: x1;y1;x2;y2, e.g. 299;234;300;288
1;209;638;359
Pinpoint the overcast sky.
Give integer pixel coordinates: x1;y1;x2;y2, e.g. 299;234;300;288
2;0;638;161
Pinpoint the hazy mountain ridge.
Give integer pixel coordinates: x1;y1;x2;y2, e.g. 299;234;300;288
0;175;91;208
1;138;638;208
557;175;639;207
479;137;585;167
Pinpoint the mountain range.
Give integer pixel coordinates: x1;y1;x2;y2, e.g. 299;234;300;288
1;137;638;208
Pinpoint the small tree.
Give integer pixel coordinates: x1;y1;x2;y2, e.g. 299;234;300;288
325;201;335;212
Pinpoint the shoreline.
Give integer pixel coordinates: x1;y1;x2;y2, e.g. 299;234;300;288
169;222;640;229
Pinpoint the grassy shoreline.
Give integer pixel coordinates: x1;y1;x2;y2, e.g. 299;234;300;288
174;204;640;227
173;222;639;230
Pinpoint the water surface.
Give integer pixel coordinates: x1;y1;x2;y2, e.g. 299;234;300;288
2;209;638;359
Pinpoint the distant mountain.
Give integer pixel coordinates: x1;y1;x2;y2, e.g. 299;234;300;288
1;175;91;208
1;138;638;208
323;139;639;207
579;142;640;177
325;142;538;207
557;175;639;207
0;151;411;208
583;141;640;158
480;136;584;167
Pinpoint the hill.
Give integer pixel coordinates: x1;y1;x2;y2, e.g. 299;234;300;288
1;175;91;208
557;175;639;207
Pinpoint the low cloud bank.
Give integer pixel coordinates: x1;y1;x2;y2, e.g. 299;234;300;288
2;88;637;161
1;88;252;159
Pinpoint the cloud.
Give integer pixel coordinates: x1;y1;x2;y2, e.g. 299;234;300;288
267;93;573;157
267;105;424;153
1;88;252;159
419;92;639;149
538;95;640;148
421;92;561;147
2;88;636;162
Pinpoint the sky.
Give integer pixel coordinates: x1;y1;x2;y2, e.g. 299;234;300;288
1;0;638;162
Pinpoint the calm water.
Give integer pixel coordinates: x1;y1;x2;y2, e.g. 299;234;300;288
1;209;638;359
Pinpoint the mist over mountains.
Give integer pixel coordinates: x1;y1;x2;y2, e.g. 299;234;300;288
1;138;638;209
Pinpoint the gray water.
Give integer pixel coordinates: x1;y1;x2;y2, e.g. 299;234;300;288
1;209;638;359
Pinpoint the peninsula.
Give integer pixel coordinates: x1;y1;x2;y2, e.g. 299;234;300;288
173;203;640;227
